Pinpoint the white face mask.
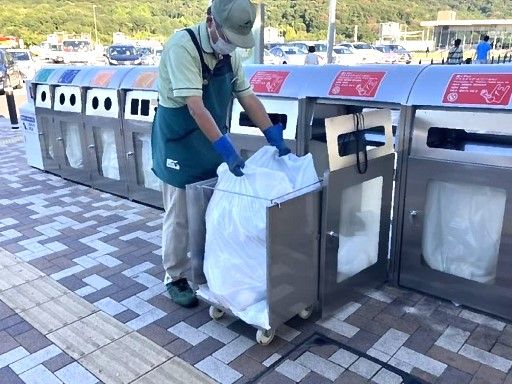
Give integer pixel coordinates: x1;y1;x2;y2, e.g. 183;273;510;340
211;36;237;55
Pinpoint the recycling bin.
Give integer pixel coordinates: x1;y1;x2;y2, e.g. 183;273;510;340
396;65;512;321
120;67;162;208
32;67;63;174
48;67;97;184
83;67;132;197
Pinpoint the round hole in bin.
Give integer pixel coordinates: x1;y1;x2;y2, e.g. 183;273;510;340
104;97;112;111
59;93;65;105
70;94;76;106
41;91;47;102
92;96;99;110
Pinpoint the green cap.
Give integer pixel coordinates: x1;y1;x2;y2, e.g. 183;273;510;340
211;0;256;49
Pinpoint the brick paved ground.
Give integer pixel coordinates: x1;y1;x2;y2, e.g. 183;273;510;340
2;121;512;383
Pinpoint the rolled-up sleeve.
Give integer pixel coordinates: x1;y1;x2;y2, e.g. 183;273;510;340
166;39;203;98
231;52;254;98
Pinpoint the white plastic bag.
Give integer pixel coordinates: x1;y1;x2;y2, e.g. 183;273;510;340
204;146;319;325
422;181;506;283
337;176;383;282
140;134;161;191
100;128;120;180
63;122;83;169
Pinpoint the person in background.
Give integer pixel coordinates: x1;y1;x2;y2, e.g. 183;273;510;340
447;38;463;65
474;35;491;64
152;0;291;308
304;45;320;65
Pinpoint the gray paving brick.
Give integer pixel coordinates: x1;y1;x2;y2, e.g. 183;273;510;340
180;338;224;366
93;297;126;316
164;338;193;355
333;370;368;384
213;336;256;364
263;353;281;367
275;359;311;382
332;302;362;321
0;366;24;384
427;345;480;375
467;325;501;352
276;324;301;342
459;344;512;373
18;364;62;384
168;321;208;346
372;328;409;355
460;310;506;331
132;358;215;384
195;356;243;384
42;353;75;373
0;331;18;354
199;321;240;344
300;371;332;384
317;317;359;338
55;362;98;384
492;343;512;361
82;274;111;290
367;348;391;363
348;357;380;379
296;351;344;381
9;345;62;374
435;325;470;352
436;366;473;384
126;307;166;330
0;346;29;369
371;368;402;384
394;346;446;376
473;365;507;384
403;326;441;355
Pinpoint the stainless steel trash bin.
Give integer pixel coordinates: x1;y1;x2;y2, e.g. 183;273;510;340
83;67;132;197
120;67;162;208
49;67;97;184
395;65;512;320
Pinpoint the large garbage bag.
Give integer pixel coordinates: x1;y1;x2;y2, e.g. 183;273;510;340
204;146;318;315
100;128;120;180
337;176;383;282
422;181;506;283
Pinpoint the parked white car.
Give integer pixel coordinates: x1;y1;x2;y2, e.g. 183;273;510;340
264;49;280;65
7;49;38;80
333;46;359;65
269;46;308;65
338;42;384;64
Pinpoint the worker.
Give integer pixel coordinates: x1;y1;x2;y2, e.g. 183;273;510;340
304;45;321;65
152;0;291;307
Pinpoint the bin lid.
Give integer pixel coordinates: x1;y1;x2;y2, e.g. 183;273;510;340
85;66;133;89
243;65;320;99
32;66;63;85
304;64;426;104
119;66;159;91
409;64;512;109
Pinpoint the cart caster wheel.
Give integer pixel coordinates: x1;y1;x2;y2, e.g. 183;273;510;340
256;329;275;345
298;306;313;320
209;306;224;320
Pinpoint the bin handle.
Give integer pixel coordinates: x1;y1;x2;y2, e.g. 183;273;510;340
88;144;95;149
126;151;134;157
56;137;63;142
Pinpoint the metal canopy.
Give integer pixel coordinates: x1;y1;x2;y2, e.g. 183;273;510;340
409;64;512;109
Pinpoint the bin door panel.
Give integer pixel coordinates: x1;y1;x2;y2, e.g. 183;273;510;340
400;158;512;321
124;123;163;209
54;116;90;184
320;154;394;316
86;118;128;198
35;113;60;173
319;109;395;318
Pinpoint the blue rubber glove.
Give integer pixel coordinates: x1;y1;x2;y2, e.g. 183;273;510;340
212;135;245;177
263;123;291;156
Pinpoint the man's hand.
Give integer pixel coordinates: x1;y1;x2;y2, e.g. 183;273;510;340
212;135;245;176
263;123;291;156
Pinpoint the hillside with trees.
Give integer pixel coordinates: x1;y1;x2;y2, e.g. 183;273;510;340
0;0;511;45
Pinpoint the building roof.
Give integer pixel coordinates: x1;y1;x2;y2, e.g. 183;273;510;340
421;19;512;27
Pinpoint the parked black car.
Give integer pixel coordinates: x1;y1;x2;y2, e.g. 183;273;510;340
105;44;142;66
0;50;23;94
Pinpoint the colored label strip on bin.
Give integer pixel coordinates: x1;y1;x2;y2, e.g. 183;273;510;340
329;71;386;98
443;73;512;106
34;68;55;83
58;69;81;84
250;70;290;94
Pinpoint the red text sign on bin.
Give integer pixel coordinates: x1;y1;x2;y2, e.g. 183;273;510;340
443;74;512;106
250;71;290;94
329;71;386;98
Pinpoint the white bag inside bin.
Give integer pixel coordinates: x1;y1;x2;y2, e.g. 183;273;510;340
140;134;161;191
63;121;83;169
422;180;506;284
99;128;120;180
337;176;383;282
204;146;319;328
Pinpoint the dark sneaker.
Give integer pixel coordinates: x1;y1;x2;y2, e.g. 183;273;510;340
166;278;198;308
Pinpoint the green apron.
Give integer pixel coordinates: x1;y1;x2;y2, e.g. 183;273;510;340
152;28;234;189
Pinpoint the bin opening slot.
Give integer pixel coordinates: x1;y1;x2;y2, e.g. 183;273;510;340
337;125;386;157
130;99;139;115
427;127;512;155
238;111;287;130
140;99;150;116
